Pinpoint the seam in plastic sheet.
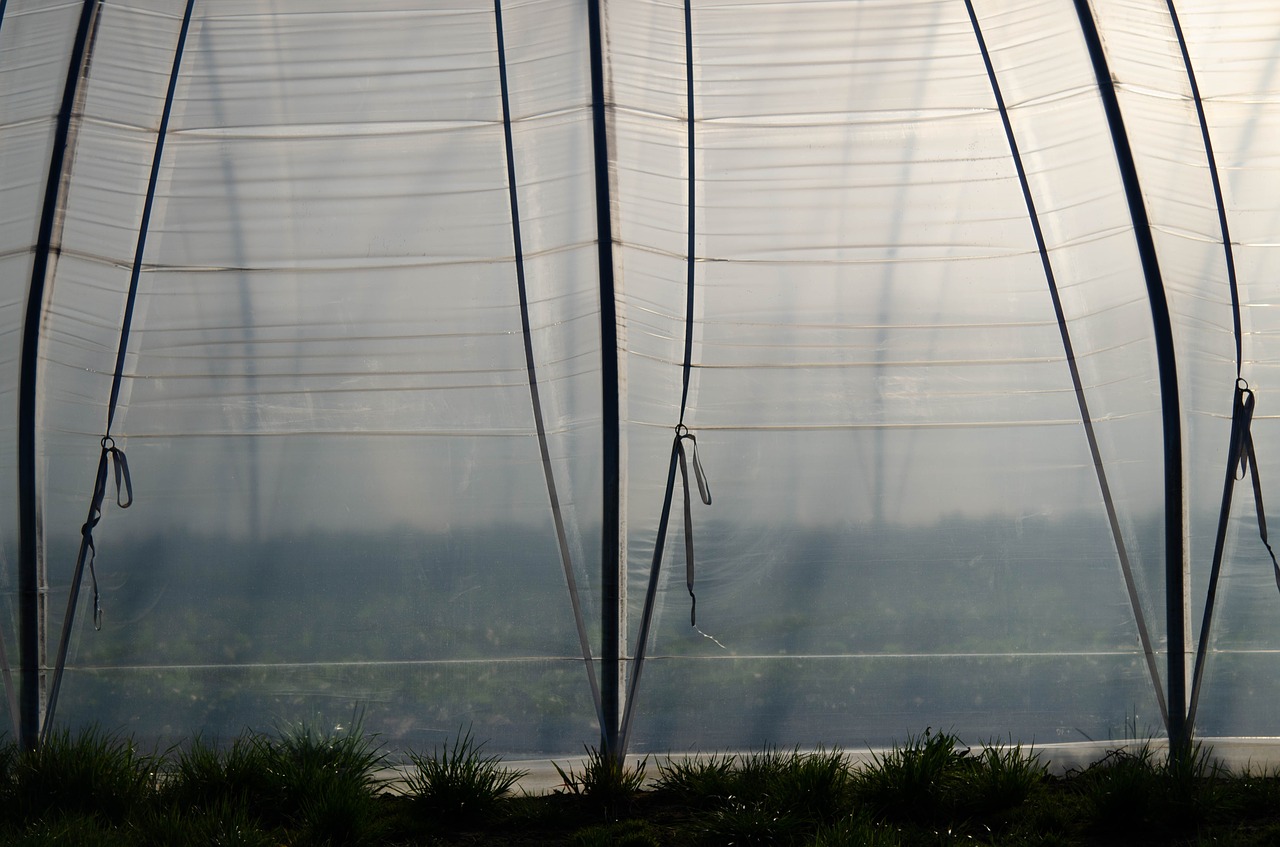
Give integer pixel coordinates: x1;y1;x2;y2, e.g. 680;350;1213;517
61;648;1177;674
495;0;606;739
965;0;1170;732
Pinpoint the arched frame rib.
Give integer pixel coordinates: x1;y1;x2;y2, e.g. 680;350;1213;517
1072;0;1188;752
18;0;102;752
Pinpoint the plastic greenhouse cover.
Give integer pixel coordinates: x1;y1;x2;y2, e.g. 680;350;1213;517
0;0;1279;763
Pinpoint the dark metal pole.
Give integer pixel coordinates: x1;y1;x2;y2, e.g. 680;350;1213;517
586;0;622;760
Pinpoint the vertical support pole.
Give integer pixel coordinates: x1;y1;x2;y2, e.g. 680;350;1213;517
18;0;100;751
1072;0;1188;756
586;0;621;760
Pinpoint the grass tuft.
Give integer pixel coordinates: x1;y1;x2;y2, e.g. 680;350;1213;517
811;813;903;847
856;727;970;823
7;725;1280;845
131;799;277;847
653;753;738;807
160;732;276;814
553;746;648;818
404;725;527;824
570;818;665;846
1072;739;1232;837
764;747;854;825
967;740;1047;815
8;725;156;826
699;798;807;846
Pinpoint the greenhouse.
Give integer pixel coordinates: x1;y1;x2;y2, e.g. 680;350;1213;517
1;0;1279;768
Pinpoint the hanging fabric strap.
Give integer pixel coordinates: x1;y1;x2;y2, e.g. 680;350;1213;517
81;439;132;632
620;424;711;749
1188;380;1277;728
676;426;712;625
1227;383;1278;583
42;438;132;743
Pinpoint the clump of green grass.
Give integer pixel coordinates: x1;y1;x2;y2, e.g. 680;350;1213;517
658;747;855;845
764;747;854;825
7;814;130;847
966;740;1048;815
554;746;648;818
160;733;276;814
14;724;1280;846
1071;739;1230;837
0;735;16;829
856;727;970;823
1162;740;1231;831
1232;761;1280;819
811;813;902;847
731;746;801;806
6;726;156;827
268;718;387;835
157;717;387;844
653;753;738;807
1074;739;1159;833
699;798;808;846
131;799;277;847
570;818;665;847
404;725;527;824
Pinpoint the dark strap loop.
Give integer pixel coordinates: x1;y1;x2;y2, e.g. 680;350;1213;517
80;442;123;632
676;430;711;625
102;436;133;509
79;439;131;630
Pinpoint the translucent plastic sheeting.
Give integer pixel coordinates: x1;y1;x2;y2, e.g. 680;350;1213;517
973;0;1172;696
614;0;1169;749
0;0;89;738
1161;0;1280;735
52;659;599;757
6;0;1280;760
25;0;608;753
627;653;1158;754
1093;0;1243;672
